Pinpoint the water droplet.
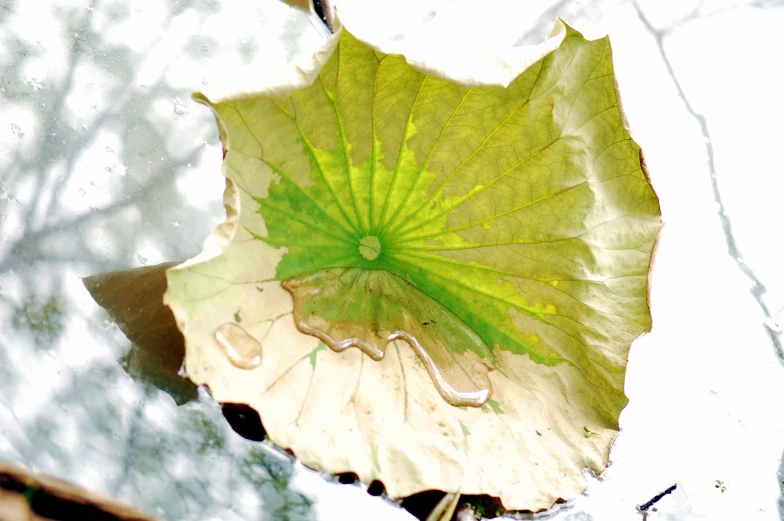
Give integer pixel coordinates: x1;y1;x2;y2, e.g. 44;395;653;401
136;254;147;265
201;79;208;86
171;220;182;227
390;330;490;407
86;5;94;11
28;78;43;90
173;97;188;115
78;188;86;195
214;322;262;370
105;146;113;153
10;124;23;137
283;268;492;408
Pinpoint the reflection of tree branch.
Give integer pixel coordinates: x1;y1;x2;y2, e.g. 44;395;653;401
512;0;573;46
45;7;212;219
21;12;91;230
632;1;784;364
110;389;150;497
665;0;774;33
0;144;203;272
0;0;317;518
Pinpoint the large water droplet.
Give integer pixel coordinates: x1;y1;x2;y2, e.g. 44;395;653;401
283;268;493;408
214;322;262;370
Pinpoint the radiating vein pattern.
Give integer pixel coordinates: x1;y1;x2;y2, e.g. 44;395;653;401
207;26;662;401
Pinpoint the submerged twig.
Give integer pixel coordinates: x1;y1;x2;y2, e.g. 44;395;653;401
637;483;677;513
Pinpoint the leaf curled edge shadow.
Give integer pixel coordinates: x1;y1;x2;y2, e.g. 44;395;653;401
83;262;197;405
163;17;662;511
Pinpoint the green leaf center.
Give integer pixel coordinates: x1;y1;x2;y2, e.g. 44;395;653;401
358;235;381;261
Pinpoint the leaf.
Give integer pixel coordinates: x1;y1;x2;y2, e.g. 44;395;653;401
164;18;662;510
0;460;159;521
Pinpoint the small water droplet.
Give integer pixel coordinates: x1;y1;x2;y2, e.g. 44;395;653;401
136;254;147;265
78;188;86;195
173;96;188;115
86;5;94;11
201;79;208;86
214;322;262;370
171;220;182;227
28;78;43;90
10;124;23;137
105;146;113;153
